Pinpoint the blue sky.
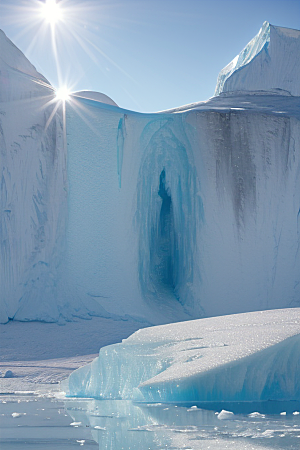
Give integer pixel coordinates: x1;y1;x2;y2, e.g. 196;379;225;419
0;0;299;112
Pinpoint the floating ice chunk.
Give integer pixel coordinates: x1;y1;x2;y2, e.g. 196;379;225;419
187;405;198;411
248;412;265;418
217;410;234;420
4;370;14;378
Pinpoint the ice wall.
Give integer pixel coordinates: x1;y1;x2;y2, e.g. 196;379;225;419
0;30;91;323
1;24;300;324
64;100;203;323
0;30;65;322
64;92;300;322
62;309;300;402
215;22;300;96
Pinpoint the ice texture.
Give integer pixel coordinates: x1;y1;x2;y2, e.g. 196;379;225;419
215;22;300;96
62;309;300;402
0;30;66;323
0;30;103;323
63;91;300;323
1;25;300;323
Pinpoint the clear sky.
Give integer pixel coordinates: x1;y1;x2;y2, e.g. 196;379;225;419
0;0;299;112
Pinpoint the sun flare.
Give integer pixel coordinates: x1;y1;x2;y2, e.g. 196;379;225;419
40;0;63;25
55;86;71;101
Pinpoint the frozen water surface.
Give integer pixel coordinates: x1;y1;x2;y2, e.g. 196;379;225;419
2;393;300;449
0;393;96;449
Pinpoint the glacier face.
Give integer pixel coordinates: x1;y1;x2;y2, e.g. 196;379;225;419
63;93;300;322
61;309;300;402
0;30;68;323
1;24;300;324
215;22;300;96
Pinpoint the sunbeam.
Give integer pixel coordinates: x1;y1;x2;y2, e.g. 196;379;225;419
1;0;140;111
40;0;63;26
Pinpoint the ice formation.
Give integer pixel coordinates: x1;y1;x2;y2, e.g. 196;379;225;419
72;90;119;106
0;30;66;323
62;308;300;402
1;23;300;323
215;22;300;96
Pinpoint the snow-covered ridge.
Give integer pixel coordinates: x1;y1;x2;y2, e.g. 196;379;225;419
215;22;300;96
0;30;50;102
72;91;118;107
62;309;300;403
0;30;48;82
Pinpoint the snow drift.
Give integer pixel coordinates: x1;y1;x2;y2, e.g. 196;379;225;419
1;23;300;323
61;308;300;403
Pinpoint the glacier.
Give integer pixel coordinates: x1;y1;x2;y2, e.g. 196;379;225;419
215;22;300;96
61;308;300;403
1;22;300;324
0;30;107;324
0;29;66;323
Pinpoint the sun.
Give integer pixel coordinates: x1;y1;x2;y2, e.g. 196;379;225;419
40;0;63;25
55;86;71;102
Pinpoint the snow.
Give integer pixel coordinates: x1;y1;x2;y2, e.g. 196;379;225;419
1;23;300;447
217;410;234;420
0;29;67;323
0;316;145;391
63;89;300;324
4;370;14;378
1;25;300;324
72;90;118;106
62;308;300;403
0;30;49;99
215;22;300;96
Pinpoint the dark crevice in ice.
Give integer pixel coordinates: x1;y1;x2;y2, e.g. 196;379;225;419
151;169;175;291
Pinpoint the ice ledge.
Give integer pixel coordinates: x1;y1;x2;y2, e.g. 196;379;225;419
215;22;300;96
62;308;300;403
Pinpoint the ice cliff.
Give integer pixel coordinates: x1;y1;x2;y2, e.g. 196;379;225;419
1;24;300;323
62;309;300;402
215;22;300;96
0;30;103;323
0;29;67;323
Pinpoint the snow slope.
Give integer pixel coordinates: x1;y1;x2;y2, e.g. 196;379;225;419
215;22;300;96
62;308;300;403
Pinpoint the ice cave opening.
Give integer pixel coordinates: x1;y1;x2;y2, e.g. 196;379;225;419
151;169;176;293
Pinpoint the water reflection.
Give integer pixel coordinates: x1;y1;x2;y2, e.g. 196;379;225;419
64;398;300;450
